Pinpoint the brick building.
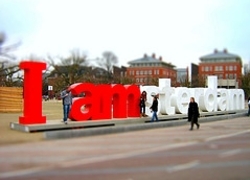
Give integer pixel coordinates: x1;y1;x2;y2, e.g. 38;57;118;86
126;53;176;86
199;49;242;88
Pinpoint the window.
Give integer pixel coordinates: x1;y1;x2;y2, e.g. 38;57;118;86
229;74;233;79
136;71;139;75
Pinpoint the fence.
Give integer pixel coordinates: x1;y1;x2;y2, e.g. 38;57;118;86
0;87;23;113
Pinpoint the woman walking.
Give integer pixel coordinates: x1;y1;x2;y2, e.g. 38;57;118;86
188;97;200;130
150;94;159;122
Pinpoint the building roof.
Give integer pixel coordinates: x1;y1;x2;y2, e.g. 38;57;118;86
128;56;159;64
128;53;175;68
200;49;241;60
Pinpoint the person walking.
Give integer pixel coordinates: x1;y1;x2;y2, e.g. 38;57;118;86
188;97;200;130
150;94;159;122
60;86;72;124
140;91;147;117
247;97;250;116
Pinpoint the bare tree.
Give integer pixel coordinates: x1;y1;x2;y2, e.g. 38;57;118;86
0;32;21;86
0;32;21;60
179;78;191;87
96;51;118;82
1;65;22;87
47;49;89;93
119;76;134;85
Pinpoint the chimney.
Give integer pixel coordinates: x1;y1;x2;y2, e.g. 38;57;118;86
223;48;228;53
144;53;147;58
152;53;156;59
214;49;218;53
159;56;162;61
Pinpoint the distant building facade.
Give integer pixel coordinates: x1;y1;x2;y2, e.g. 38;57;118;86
190;63;199;87
126;53;177;86
199;49;242;88
113;66;127;77
176;68;188;87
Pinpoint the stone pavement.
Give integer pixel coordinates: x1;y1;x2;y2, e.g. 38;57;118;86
8;109;247;139
0;116;250;179
44;110;246;139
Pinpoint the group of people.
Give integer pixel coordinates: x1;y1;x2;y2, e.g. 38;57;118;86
60;85;200;130
140;91;200;130
139;91;159;122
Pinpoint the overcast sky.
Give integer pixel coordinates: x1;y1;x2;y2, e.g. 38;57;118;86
1;0;250;68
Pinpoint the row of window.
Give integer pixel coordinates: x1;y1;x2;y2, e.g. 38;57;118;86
120;72;127;76
224;74;237;79
129;70;159;75
136;78;149;83
203;73;237;79
128;70;176;76
131;63;162;67
202;65;238;72
202;58;237;63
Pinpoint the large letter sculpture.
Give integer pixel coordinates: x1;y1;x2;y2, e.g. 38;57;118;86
18;61;245;125
19;61;47;124
69;83;141;121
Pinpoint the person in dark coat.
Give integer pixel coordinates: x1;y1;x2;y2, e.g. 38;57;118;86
188;97;200;130
140;91;147;117
150;95;159;122
247;96;250;116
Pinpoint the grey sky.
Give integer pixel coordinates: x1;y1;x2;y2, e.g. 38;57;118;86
1;0;250;68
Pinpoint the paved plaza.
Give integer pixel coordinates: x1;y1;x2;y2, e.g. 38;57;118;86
0;115;250;180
